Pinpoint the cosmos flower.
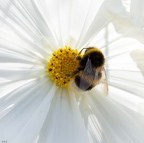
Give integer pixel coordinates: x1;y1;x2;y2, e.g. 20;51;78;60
0;0;144;143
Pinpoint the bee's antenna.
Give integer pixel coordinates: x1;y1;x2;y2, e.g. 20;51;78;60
78;48;87;55
75;48;87;60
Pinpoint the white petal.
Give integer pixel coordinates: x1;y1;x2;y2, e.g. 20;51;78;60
80;89;144;143
90;8;144;50
77;0;129;48
0;0;56;53
36;88;89;143
130;0;144;28
121;0;131;13
0;78;55;143
35;0;107;48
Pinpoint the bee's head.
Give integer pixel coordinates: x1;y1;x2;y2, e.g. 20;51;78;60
85;47;105;68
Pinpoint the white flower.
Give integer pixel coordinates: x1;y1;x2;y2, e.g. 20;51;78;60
0;0;144;143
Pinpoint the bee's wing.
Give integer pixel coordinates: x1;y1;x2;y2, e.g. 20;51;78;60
101;68;108;95
79;58;96;90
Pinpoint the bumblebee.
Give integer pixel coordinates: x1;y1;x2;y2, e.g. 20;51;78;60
68;47;108;94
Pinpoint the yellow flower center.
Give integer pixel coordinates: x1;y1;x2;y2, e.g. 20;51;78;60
47;46;81;88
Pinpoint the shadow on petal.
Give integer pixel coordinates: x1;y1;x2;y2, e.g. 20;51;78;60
130;50;144;77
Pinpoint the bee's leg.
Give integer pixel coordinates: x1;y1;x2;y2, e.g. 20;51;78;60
66;67;83;77
66;69;79;77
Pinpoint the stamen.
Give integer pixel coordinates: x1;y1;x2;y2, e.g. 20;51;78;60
47;46;81;88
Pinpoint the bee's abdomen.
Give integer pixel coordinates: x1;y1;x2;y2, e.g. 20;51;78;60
75;75;93;91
